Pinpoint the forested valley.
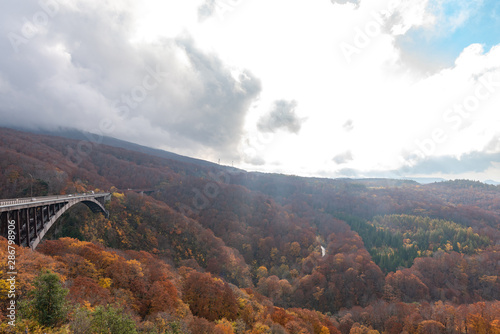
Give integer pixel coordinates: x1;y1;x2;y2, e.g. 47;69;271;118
1;128;500;333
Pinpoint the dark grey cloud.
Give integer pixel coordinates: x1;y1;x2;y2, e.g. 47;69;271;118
0;1;261;162
257;100;304;134
333;151;353;164
158;36;262;153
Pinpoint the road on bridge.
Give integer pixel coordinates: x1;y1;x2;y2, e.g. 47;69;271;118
0;193;107;208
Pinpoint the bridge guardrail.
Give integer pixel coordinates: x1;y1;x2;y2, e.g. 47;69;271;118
0;193;110;208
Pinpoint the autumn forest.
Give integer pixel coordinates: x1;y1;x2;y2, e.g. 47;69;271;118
0;127;499;334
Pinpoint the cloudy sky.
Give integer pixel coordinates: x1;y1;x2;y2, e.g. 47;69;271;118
1;0;500;181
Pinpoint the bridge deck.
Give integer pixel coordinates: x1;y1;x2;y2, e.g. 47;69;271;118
0;193;110;210
0;193;111;249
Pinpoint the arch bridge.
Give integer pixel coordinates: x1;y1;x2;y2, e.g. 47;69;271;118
0;193;111;249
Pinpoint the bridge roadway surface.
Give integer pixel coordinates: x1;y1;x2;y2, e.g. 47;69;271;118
0;193;111;249
0;193;103;207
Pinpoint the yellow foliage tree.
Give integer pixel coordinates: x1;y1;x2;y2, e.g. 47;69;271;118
215;318;235;334
320;325;330;334
256;266;268;279
98;277;112;289
290;242;301;257
252;322;271;334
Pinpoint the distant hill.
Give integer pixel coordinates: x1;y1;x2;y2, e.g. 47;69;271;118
10;126;240;171
405;177;447;184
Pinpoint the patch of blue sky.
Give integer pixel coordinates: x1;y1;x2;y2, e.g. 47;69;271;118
397;0;500;67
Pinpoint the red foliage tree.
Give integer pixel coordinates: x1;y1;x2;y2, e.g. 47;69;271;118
182;272;238;322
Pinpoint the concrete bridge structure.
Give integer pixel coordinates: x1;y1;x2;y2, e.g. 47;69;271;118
0;193;111;249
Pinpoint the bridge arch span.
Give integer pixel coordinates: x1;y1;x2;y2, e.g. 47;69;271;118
0;193;111;249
